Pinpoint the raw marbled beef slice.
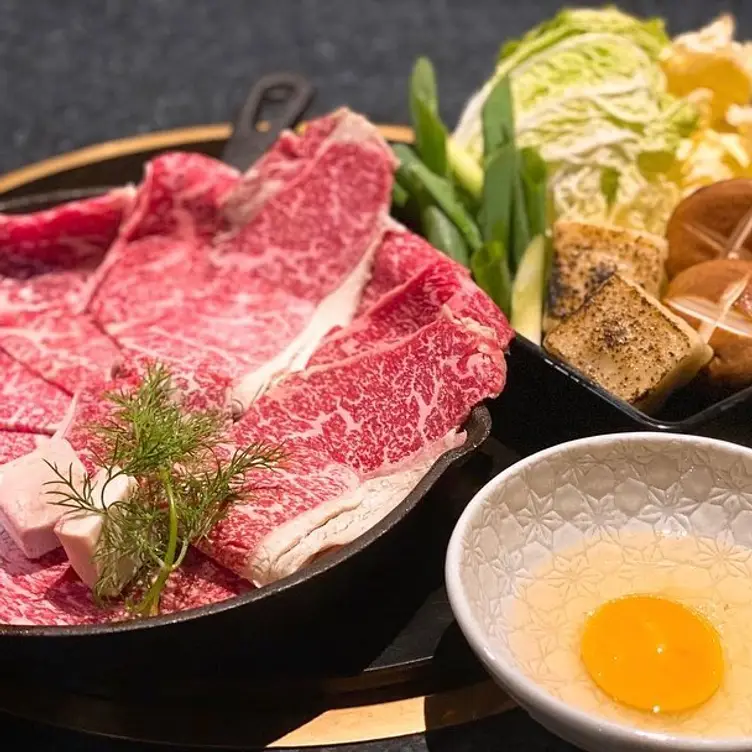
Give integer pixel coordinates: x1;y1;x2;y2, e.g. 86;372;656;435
238;306;507;476
0;351;69;434
0;187;134;315
93;111;396;414
356;224;468;314
219;110;397;409
80;152;241;321
201;431;463;587
221;110;345;226
198;304;508;585
0;311;121;395
310;260;473;366
0;527;249;626
199;443;359;582
0;430;47;464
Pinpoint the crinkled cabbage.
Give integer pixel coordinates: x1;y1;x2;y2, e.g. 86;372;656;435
452;7;698;234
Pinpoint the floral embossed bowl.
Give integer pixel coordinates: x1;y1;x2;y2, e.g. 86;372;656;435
446;432;752;752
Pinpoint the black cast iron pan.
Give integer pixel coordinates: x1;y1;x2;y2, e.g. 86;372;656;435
0;76;494;699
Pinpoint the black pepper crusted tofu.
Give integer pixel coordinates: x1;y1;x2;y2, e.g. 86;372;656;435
544;274;713;414
544;220;669;333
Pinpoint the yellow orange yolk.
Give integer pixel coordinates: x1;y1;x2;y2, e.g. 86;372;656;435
580;595;724;714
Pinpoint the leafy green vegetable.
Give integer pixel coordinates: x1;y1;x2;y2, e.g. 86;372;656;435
510;163;530;270
392;181;410;209
394;143;482;253
482;76;515;157
409;57;449;177
511;235;547;344
423;206;471;267
498;6;668;67
480;143;515;250
451;6;698;234
519;147;548;240
446;138;483;200
471;240;512;316
46;364;284;616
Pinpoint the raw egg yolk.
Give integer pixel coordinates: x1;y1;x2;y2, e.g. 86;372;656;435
581;595;723;714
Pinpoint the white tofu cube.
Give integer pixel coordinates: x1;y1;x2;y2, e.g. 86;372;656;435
0;438;85;559
55;468;138;595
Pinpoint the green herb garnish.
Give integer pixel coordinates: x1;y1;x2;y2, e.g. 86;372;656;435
45;364;284;617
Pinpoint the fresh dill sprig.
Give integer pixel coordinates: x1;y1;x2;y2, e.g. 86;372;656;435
45;363;284;617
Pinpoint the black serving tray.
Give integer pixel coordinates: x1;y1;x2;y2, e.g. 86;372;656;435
493;335;752;454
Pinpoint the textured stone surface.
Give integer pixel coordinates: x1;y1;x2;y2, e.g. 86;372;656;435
1;0;750;174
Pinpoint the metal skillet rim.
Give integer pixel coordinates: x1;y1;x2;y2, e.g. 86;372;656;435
0;127;492;637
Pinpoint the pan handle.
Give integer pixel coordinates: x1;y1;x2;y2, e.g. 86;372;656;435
221;72;315;172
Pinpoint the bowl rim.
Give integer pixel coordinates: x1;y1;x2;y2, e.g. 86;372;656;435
446;430;752;751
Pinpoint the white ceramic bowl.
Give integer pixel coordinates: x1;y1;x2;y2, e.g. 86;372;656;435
446;432;752;752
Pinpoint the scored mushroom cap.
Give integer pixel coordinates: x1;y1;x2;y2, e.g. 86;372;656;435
664;258;752;388
666;179;752;280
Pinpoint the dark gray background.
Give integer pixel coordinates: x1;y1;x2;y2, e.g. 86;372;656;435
0;1;747;750
1;0;750;174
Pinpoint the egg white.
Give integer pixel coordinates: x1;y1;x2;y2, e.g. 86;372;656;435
508;530;752;737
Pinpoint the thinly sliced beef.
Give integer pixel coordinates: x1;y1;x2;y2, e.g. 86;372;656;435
0;311;121;395
199;299;509;585
0;189;131;398
82;152;242;324
221;110;343;226
0;528;249;626
310;257;476;366
313;227;511;364
219;111;396;409
200;444;359;583
0;188;134;314
356;224;464;314
125;151;240;242
240;308;507;474
88;112;396;414
0;351;69;434
0;430;47;463
0;107;514;624
201;432;462;587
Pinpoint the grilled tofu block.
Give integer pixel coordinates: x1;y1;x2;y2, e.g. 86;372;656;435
544;274;713;413
544;220;669;333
